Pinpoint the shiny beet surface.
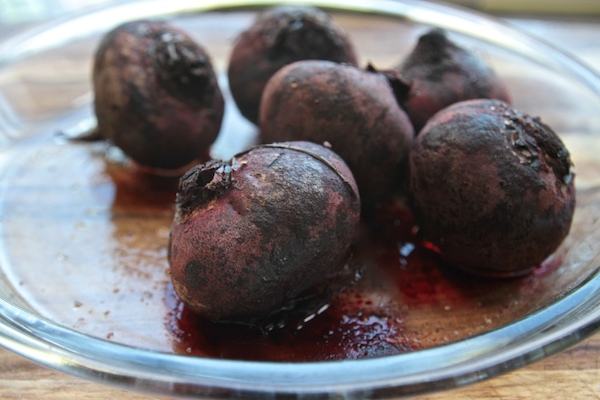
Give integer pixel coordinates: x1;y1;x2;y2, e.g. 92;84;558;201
169;141;361;327
408;99;575;277
398;28;510;133
93;20;224;169
259;60;414;209
227;5;358;125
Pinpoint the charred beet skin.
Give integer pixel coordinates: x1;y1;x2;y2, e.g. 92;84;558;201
93;20;224;170
227;5;358;125
408;99;575;277
398;28;510;133
169;141;361;326
259;60;414;208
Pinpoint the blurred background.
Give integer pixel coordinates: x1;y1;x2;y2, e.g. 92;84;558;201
3;0;597;80
451;0;600;14
1;0;600;43
1;0;600;30
0;0;107;27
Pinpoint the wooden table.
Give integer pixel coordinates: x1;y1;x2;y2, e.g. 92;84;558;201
1;8;600;400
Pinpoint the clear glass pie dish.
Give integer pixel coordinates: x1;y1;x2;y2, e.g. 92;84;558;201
1;0;600;398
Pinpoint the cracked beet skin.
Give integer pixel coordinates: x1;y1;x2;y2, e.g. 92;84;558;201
227;5;358;125
408;99;575;277
259;60;414;209
93;20;224;170
168;141;361;326
398;28;510;133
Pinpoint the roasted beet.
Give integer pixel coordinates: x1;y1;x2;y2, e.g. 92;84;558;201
169;141;361;326
398;28;510;133
227;5;358;125
93;20;224;170
408;99;575;277
259;60;414;208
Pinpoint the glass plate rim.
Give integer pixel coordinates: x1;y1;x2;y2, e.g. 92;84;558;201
1;270;599;398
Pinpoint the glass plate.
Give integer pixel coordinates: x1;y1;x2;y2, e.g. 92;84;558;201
1;0;600;398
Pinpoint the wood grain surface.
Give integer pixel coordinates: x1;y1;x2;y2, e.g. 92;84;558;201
0;9;600;400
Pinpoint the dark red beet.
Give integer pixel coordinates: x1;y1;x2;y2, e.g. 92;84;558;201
93;20;224;170
408;99;575;277
398;28;510;133
168;141;361;327
259;60;414;209
227;5;358;125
